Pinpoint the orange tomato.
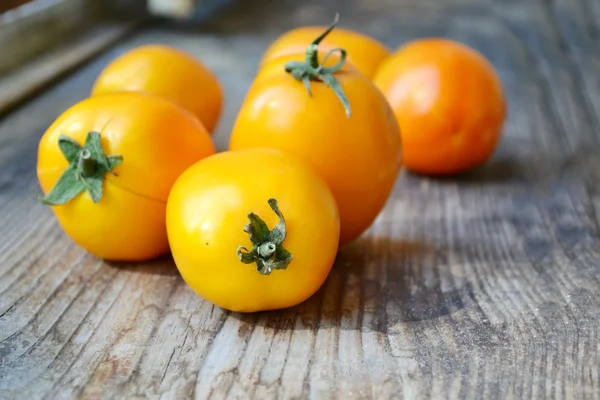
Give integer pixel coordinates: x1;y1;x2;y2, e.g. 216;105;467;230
374;38;506;175
166;149;340;312
261;24;390;78
37;92;215;261
92;44;223;133
230;21;401;246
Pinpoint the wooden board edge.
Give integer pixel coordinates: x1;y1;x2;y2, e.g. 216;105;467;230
0;20;142;117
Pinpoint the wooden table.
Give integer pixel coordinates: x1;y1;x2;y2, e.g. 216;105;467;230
1;0;599;398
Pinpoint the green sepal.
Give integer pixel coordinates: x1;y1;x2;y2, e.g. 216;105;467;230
275;246;292;262
303;76;313;97
244;213;270;245
58;136;82;163
321;73;351;118
267;198;287;245
107;155;123;170
39;132;123;206
236;198;293;275
38;165;86;205
283;13;352;118
85;131;115;175
237;246;258;264
79;171;103;203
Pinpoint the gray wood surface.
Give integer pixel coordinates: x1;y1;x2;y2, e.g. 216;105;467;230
0;0;105;77
0;22;137;115
1;0;600;398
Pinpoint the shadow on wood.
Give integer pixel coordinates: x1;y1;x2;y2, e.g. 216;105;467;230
105;254;181;277
405;156;528;186
228;236;480;332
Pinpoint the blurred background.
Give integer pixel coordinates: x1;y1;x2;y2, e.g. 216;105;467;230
0;0;596;154
0;0;250;78
0;0;518;150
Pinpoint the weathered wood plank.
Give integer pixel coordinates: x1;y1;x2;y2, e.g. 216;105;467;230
0;22;138;116
1;0;600;398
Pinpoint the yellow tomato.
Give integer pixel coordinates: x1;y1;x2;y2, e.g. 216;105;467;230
230;19;402;246
166;149;340;312
92;44;223;133
37;92;215;261
261;22;390;78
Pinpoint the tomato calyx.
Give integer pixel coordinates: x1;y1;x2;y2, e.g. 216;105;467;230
237;198;293;275
39;132;123;205
283;13;352;117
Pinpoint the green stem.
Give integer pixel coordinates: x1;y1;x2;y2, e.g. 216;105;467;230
236;198;293;275
306;13;339;68
258;242;277;258
77;149;96;177
283;13;352;117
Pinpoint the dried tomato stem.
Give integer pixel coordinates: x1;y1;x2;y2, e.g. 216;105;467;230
236;198;293;275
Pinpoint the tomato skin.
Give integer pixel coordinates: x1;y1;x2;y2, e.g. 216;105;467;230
229;56;402;246
37;92;215;261
166;149;340;312
92;44;223;133
40;170;169;261
261;26;390;78
373;38;506;175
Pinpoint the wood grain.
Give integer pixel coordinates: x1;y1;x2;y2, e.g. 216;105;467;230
1;0;600;398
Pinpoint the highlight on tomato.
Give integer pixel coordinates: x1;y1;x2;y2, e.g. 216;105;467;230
229;15;402;246
92;44;223;133
37;91;215;261
166;148;340;312
260;17;390;78
373;38;506;175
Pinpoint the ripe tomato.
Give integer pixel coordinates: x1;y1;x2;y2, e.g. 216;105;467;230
373;38;506;175
261;20;390;78
166;149;340;312
92;44;223;133
230;19;402;246
37;92;215;261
